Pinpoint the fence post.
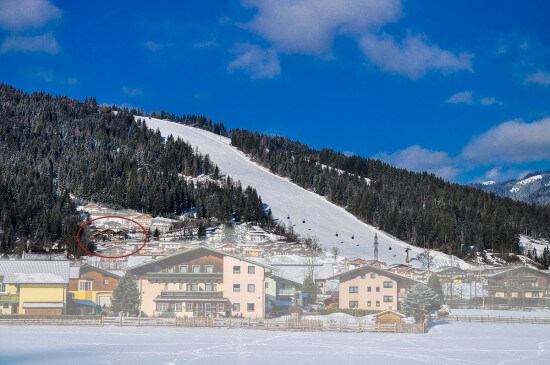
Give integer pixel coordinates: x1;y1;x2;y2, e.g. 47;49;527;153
138;316;141;327
119;316;122;326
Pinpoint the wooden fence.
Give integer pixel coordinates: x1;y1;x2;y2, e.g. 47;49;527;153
0;316;426;333
444;315;550;325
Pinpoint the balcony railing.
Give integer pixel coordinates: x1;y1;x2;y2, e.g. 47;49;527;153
0;294;19;303
160;290;224;299
277;289;296;296
147;272;223;283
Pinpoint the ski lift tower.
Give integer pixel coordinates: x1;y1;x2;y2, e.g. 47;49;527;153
374;233;379;261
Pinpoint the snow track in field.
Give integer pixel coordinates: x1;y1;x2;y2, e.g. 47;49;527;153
138;116;468;269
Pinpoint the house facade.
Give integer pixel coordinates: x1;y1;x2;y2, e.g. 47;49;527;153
0;260;70;315
128;247;271;318
329;265;421;311
486;266;550;308
69;264;120;308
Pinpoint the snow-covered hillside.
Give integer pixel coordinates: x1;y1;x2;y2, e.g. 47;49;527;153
473;171;550;206
138;116;469;269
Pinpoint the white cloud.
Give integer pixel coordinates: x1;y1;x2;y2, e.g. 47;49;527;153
446;91;474;104
227;43;280;79
461;117;550;163
66;77;78;85
0;32;59;54
359;33;473;79
376;145;461;180
480;97;499;105
243;0;402;55
525;71;550;86
122;86;142;97
480;166;527;182
0;0;60;31
445;91;501;106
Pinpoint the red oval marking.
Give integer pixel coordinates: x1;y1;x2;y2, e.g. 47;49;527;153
76;215;149;258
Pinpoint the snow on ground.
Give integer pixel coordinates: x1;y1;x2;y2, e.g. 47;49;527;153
138;116;469;269
451;309;550;318
1;323;549;364
519;235;550;256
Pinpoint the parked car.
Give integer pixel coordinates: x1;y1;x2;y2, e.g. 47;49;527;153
267;310;289;318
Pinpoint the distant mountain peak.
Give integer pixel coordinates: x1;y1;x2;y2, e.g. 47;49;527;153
473;171;550;206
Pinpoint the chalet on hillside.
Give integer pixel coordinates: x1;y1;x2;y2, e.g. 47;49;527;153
485;265;550;308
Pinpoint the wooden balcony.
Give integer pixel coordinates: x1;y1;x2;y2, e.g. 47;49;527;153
146;272;223;283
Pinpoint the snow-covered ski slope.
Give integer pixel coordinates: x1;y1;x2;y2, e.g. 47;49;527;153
138;116;469;269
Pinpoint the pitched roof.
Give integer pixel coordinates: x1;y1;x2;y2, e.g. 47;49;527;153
373;309;406;318
0;260;70;284
126;246;273;272
327;264;423;285
487;265;550;279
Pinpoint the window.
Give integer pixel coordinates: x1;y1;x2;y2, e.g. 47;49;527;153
367;301;372;307
233;265;241;274
349;301;359;308
156;303;168;312
248;284;255;293
156;303;181;312
281;282;286;289
247;303;255;312
167;267;174;273
192;265;200;273
178;283;183;290
367;286;371;292
376;301;380;307
79;281;92;291
265;282;269;288
0;283;7;293
205;284;217;292
532;292;540;298
205;265;214;273
248;266;255;274
376;287;380;292
370;273;376;279
383;296;393;302
383;281;393;288
233;284;240;292
217;303;225;312
233;303;240;312
349;286;359;293
103;278;109;285
185;303;193;312
179;265;188;273
186;283;198;291
360;274;366;279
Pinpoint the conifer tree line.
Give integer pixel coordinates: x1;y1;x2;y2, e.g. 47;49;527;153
230;130;550;264
0;84;270;256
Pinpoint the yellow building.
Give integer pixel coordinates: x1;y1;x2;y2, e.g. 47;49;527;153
328;265;421;311
0;260;70;315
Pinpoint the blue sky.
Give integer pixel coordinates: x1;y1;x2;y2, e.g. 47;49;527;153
0;0;549;183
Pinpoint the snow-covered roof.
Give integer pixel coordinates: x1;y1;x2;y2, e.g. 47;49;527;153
0;260;70;284
69;266;81;279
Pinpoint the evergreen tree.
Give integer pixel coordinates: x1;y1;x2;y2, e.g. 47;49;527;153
427;274;445;309
302;274;317;304
402;284;438;321
111;274;140;316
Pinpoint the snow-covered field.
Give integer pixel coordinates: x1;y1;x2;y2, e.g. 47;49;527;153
1;323;549;364
139;116;469;269
451;309;550;318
